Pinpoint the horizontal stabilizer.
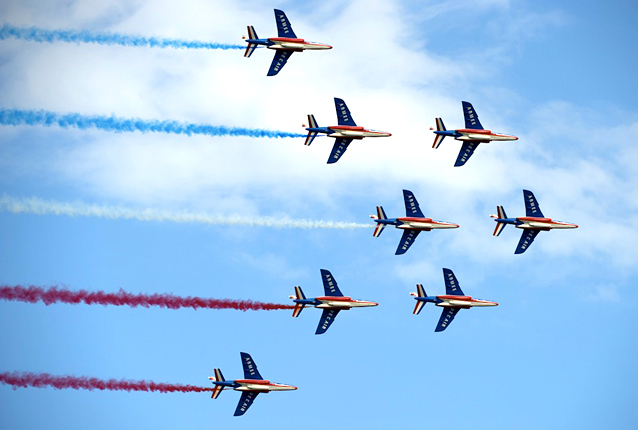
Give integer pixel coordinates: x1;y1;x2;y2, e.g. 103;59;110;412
305;131;318;146
413;300;425;315
493;221;506;237
292;303;305;318
416;283;426;297
432;118;446;148
211;384;223;399
373;222;386;237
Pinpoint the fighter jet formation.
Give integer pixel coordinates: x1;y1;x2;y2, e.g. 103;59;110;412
0;7;583;421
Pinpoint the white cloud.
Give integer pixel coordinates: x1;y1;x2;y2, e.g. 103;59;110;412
1;0;637;273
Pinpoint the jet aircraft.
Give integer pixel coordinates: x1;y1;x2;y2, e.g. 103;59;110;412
431;101;518;166
304;97;392;163
371;189;459;255
491;189;578;254
243;9;332;76
289;269;378;334
411;268;498;332
209;352;297;416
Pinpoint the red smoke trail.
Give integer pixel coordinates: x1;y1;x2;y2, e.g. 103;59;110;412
0;285;294;311
0;372;213;393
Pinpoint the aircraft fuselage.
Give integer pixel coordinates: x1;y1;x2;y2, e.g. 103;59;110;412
268;37;332;50
233;380;297;392
434;129;518;143
377;217;459;231
415;295;498;308
495;216;578;230
245;37;332;51
293;296;378;309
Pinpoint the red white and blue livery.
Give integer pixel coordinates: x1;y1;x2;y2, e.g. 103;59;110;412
289;269;378;334
304;97;392;164
411;268;498;332
431;101;518;166
243;9;332;76
209;352;297;416
371;189;459;255
491;189;578;254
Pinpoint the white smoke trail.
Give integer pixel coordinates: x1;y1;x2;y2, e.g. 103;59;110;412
0;195;371;230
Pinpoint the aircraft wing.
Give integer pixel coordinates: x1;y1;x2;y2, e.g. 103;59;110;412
402;189;425;217
462;101;483;129
315;309;340;334
454;141;480;166
274;9;297;38
395;229;421;255
523;189;544;217
234;391;259;416
320;269;344;296
267;50;294;76
327;138;352;164
435;307;461;332
240;352;264;380
515;229;541;254
442;268;465;296
334;98;357;126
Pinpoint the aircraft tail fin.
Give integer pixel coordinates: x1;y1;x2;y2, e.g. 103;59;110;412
244;26;259;58
490;205;508;236
371;206;387;237
432;117;446;148
304;115;319;146
412;284;427;315
291;286;306;317
209;369;225;399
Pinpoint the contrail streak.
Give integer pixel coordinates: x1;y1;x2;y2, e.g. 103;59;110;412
0;24;244;50
0;285;295;311
0;195;372;229
1;372;214;393
0;109;306;138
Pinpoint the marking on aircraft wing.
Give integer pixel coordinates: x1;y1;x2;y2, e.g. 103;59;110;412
446;272;459;293
401;230;417;251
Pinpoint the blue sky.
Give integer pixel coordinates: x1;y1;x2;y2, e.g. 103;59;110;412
1;0;637;429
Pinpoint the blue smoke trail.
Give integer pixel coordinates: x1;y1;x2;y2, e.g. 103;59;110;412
0;109;306;139
0;24;244;50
